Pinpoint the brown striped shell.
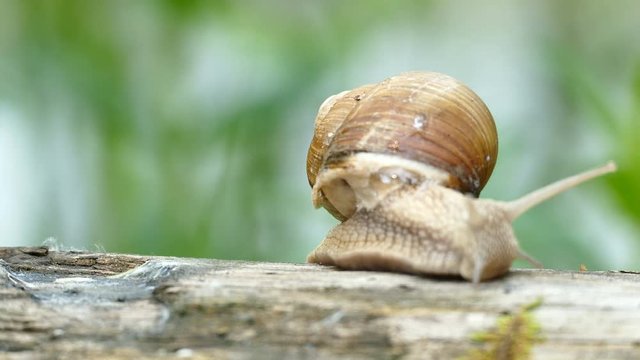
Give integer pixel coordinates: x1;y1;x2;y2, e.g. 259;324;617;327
306;71;498;221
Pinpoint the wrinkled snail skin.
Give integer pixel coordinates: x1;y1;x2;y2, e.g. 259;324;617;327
307;184;520;283
306;71;617;283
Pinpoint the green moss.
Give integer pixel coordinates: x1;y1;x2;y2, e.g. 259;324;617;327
461;298;543;360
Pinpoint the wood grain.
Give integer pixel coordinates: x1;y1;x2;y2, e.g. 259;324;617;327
1;246;639;359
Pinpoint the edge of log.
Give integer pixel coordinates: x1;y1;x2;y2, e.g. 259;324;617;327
1;246;640;359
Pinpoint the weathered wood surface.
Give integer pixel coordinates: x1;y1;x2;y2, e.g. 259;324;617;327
1;246;640;359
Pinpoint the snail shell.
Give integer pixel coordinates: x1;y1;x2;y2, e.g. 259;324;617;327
306;71;616;282
307;72;498;221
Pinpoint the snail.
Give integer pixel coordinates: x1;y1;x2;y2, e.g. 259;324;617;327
306;71;616;283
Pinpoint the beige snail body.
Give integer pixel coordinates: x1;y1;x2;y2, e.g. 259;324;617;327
306;71;616;283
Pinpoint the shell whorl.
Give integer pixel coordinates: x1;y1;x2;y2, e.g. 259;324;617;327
307;71;498;221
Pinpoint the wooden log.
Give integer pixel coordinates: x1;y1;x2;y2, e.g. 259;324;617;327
1;246;640;359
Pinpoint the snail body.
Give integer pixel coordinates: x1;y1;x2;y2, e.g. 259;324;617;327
306;71;616;283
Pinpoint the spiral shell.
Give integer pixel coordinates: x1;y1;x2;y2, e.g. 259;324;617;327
307;71;498;221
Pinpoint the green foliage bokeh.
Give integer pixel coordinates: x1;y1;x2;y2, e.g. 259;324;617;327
1;1;638;270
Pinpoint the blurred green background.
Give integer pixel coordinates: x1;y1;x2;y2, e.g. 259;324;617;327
1;1;638;270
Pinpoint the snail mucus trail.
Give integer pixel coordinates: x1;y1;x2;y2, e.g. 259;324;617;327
305;71;616;283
